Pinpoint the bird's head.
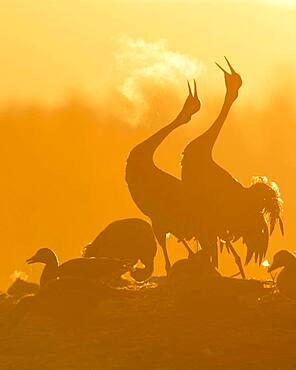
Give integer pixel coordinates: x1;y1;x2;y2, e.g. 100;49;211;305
248;176;284;236
216;57;242;101
130;259;154;282
26;248;58;265
81;243;93;258
268;250;296;272
177;80;201;124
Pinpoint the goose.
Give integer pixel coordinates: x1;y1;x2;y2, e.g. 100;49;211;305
10;277;137;325
83;218;157;282
268;250;296;300
27;248;132;287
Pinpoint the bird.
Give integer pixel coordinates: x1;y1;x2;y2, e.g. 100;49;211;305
169;251;265;310
82;218;157;282
181;57;283;278
168;250;221;300
125;81;201;274
10;277;137;325
7;278;39;298
268;250;296;300
26;248;132;287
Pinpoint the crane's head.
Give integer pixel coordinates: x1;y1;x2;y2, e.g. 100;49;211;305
248;177;284;236
177;79;201;124
216;57;242;101
268;250;296;272
26;248;58;265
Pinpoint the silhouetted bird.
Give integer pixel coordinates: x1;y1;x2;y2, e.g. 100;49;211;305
169;250;220;300
181;58;283;277
269;250;296;300
82;218;157;282
7;278;39;298
27;248;131;287
169;251;265;310
11;278;136;325
126;82;201;274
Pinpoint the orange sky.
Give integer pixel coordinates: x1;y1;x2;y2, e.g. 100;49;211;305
0;0;295;105
0;0;296;288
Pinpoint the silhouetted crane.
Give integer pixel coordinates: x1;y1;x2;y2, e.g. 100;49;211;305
82;218;157;282
126;82;200;274
181;58;283;278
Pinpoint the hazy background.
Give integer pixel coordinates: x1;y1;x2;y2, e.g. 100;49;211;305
0;0;295;288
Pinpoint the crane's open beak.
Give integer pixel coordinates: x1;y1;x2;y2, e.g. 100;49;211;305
215;56;236;75
187;79;198;98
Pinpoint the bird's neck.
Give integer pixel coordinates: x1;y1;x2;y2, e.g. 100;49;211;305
200;92;237;153
40;257;59;287
129;117;184;164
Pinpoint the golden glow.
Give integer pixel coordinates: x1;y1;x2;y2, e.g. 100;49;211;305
0;0;295;288
261;260;270;268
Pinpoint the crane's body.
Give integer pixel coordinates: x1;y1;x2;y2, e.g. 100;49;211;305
181;58;283;276
126;82;201;273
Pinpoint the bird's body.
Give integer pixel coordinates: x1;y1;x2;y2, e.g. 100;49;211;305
181;58;283;275
168;250;221;298
59;257;130;283
7;278;39;298
276;268;296;300
11;278;136;324
182;141;245;237
126;83;201;273
169;251;265;310
83;218;157;281
126;151;194;241
269;250;296;300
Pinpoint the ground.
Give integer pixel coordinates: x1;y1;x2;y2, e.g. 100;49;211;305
0;281;296;370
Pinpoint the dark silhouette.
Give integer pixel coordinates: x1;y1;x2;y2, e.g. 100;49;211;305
27;248;132;287
82;218;157;281
269;250;296;300
168;250;220;302
126;82;201;274
169;250;265;311
7;278;39;298
181;58;283;277
11;277;136;325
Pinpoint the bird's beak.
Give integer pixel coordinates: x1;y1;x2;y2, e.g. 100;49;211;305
268;262;277;273
187;79;198;98
215;56;237;76
26;255;36;264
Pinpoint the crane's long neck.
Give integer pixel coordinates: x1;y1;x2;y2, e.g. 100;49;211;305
40;255;59;287
130;117;184;163
201;92;237;153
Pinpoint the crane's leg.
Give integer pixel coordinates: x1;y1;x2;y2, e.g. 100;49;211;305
198;234;218;268
153;224;171;275
179;239;195;257
227;242;246;279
